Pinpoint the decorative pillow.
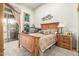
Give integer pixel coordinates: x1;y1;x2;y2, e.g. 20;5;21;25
50;29;57;34
43;30;49;35
40;29;51;35
39;30;44;34
40;29;57;35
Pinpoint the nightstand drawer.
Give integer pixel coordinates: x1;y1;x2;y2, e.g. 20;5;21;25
58;39;71;44
57;42;70;46
57;42;72;50
62;40;71;44
63;36;71;41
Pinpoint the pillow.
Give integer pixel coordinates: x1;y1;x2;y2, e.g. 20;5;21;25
44;30;50;35
40;29;57;35
50;29;57;34
39;30;44;34
40;29;51;35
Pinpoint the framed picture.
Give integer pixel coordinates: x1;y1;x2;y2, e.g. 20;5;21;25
42;14;53;21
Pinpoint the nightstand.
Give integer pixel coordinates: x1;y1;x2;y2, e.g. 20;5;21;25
56;33;73;50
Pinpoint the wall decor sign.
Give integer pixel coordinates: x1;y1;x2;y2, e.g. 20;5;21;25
25;14;29;22
22;13;30;31
42;14;53;21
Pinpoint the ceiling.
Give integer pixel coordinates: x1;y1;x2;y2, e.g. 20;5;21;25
16;3;45;10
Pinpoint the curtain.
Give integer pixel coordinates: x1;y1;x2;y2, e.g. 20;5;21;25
12;10;20;24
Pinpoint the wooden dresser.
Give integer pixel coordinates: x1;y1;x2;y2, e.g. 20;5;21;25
56;33;73;50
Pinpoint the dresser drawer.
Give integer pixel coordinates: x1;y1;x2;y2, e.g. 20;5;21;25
57;42;72;50
58;39;71;44
61;44;72;50
57;42;70;45
62;40;71;44
63;36;71;40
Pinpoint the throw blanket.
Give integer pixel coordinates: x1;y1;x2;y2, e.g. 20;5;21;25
39;34;56;52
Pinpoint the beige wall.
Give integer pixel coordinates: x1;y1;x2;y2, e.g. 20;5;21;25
34;3;78;49
77;12;79;52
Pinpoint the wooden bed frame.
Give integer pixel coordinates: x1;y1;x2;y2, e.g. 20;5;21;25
41;22;59;31
19;22;59;56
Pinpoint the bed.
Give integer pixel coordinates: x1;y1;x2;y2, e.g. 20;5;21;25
19;22;59;56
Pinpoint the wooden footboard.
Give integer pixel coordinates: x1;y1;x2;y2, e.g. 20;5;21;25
19;33;40;56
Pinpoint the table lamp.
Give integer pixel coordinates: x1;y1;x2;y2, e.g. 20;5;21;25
58;23;64;33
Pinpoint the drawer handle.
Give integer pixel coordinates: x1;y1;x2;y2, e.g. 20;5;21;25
63;45;65;46
63;41;66;43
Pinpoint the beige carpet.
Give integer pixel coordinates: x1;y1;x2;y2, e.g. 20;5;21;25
4;40;78;56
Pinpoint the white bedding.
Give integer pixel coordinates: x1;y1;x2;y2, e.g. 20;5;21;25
29;33;56;52
39;34;56;52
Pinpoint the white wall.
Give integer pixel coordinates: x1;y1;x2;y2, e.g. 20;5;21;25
12;4;34;32
78;12;79;51
12;3;78;50
34;3;78;49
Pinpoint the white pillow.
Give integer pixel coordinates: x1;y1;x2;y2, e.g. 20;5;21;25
50;29;56;34
43;29;50;35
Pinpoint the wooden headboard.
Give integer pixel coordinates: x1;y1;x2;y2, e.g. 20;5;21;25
41;22;59;31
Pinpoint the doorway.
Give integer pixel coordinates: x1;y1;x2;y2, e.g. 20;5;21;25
3;4;20;55
4;7;18;42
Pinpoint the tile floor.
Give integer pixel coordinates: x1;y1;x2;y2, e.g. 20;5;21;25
4;40;78;56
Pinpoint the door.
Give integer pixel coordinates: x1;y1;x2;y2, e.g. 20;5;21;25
4;5;18;42
0;3;4;56
4;4;20;42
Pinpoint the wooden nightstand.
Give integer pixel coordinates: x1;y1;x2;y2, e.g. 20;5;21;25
56;33;73;50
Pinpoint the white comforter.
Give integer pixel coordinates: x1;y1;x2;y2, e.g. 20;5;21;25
39;34;56;52
29;33;56;52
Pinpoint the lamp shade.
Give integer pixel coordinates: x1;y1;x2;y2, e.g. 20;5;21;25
58;23;64;28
